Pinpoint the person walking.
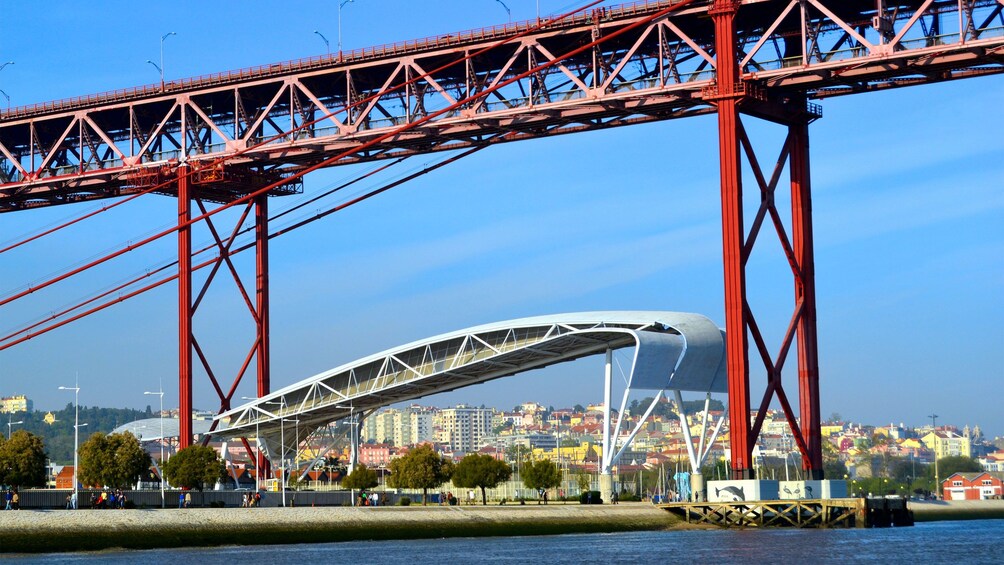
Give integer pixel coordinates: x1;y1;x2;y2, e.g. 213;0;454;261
184;491;192;508
178;492;185;509
370;492;379;507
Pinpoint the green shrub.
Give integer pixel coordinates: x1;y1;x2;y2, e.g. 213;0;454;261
397;496;412;506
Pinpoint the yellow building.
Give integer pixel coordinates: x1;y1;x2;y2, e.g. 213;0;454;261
921;431;971;459
532;442;600;464
821;424;845;437
0;395;32;414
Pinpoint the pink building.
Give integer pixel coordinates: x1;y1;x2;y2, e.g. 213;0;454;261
359;443;393;468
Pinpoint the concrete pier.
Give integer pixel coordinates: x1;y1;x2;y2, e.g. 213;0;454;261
0;503;684;554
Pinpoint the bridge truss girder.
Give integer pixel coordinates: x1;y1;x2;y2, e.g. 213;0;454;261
1;1;999;210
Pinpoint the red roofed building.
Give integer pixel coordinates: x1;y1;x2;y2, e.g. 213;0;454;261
55;466;75;489
942;472;1003;500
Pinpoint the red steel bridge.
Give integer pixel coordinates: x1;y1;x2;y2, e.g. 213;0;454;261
0;0;1001;480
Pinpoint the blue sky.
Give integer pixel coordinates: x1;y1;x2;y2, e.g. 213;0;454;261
1;1;1001;438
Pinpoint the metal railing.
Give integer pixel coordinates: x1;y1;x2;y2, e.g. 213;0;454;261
0;1;687;121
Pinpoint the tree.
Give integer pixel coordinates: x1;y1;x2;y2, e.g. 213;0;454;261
387;444;453;505
573;404;586;413
575;472;592;493
822;440;847;480
163;445;227;491
79;432;151;489
506;444;532;464
342;464;379;491
935;456;982;478
522;459;561;497
0;430;47;487
452;453;511;505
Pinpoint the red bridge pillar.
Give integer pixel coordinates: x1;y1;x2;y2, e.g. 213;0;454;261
790;119;823;479
178;167;193;449
711;0;823;479
711;0;754;480
255;193;271;478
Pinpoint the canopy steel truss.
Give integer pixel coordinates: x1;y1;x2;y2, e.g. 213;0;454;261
0;0;1000;474
215;311;727;480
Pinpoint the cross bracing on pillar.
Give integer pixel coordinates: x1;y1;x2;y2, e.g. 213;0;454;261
0;147;484;352
214;311;727;452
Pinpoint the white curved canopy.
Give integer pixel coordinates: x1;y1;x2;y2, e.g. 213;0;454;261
213;311;726;446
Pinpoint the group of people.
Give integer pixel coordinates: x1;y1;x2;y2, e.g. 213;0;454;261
437;491;477;506
240;491;262;507
357;491;379;506
87;489;127;509
177;491;192;508
4;488;19;510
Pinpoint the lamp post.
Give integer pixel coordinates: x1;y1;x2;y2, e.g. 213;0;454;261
263;399;287;501
279;418;300;507
313;30;330;55
160;32;176;88
145;59;162;86
241;396;265;491
337;0;353;57
58;380;81;509
144;387;165;509
494;0;512;22
6;415;22;437
929;413;939;498
0;62;13;115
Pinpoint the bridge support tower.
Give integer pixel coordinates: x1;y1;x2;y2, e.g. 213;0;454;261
711;0;823;480
175;168;274;456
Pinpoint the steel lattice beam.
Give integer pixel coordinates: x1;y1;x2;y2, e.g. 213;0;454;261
0;0;1000;210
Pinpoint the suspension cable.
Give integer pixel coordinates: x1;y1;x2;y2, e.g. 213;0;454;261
0;145;487;350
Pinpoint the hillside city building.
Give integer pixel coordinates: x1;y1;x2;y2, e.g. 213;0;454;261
0;394;33;414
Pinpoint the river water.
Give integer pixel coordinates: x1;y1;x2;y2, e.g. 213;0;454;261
6;519;1002;564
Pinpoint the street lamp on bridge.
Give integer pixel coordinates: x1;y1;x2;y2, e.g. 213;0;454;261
147;32;176;90
494;0;512;22
313;30;330;55
0;61;13;114
337;0;354;58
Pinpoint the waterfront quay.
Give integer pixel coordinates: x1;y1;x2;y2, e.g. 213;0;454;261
0;503;682;553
